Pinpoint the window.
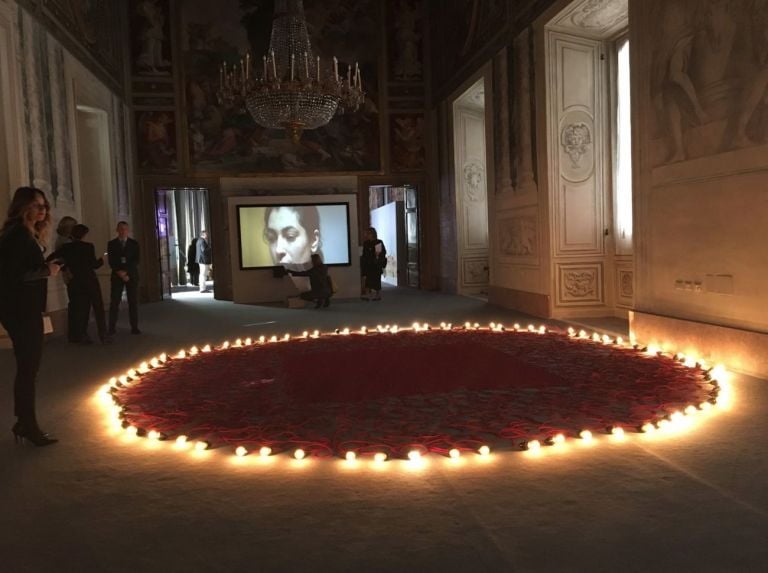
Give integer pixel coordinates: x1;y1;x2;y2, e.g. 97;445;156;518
614;37;632;254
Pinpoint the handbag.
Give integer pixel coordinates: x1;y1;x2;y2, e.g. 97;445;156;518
42;314;54;334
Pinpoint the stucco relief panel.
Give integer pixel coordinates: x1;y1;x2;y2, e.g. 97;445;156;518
557;263;603;305
463;257;489;286
560;111;594;182
496;206;538;263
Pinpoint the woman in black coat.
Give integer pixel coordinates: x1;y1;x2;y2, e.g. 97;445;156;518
0;187;61;446
360;227;386;301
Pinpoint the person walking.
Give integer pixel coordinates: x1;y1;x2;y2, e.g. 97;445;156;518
186;237;199;286
107;221;140;335
196;230;212;293
51;215;78;341
0;187;60;446
360;227;387;301
51;224;110;344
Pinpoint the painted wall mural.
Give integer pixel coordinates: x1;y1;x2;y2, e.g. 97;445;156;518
650;0;768;166
16;8;74;204
17;0;127;93
180;0;381;173
387;0;423;82
136;110;177;171
130;0;172;77
390;113;425;172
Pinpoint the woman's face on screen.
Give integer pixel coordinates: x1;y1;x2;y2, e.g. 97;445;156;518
264;207;318;265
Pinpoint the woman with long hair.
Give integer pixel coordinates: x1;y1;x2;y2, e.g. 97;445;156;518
360;226;386;301
0;187;61;446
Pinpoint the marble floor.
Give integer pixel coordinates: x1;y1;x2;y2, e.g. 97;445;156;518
1;288;766;572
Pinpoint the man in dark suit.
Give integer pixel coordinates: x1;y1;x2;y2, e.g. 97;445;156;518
107;221;140;335
186;238;199;286
195;230;212;293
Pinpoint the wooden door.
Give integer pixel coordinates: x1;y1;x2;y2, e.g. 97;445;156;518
154;189;172;299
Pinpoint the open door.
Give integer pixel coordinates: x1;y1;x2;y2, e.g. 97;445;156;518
405;185;420;288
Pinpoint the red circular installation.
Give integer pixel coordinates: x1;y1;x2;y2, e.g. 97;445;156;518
114;328;715;458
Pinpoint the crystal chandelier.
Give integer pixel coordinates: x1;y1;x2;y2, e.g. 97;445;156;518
216;0;364;144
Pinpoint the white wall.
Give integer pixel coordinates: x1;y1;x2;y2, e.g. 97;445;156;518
370;201;400;286
228;194;360;304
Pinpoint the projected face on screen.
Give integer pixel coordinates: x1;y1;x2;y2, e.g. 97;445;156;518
237;203;351;269
263;206;320;265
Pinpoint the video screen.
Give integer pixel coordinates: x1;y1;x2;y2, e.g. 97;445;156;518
237;203;351;270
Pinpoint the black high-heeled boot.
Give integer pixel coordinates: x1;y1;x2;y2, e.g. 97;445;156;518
12;422;58;447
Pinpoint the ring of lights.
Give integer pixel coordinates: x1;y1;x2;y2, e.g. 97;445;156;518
98;322;728;463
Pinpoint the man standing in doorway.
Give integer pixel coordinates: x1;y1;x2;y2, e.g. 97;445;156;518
196;230;212;293
107;221;141;334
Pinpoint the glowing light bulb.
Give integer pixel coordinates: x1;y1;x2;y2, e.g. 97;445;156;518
579;430;593;441
527;440;541;451
118;375;128;385
176;435;188;447
189;346;199;356
528;324;535;332
222;341;230;349
342;328;350;335
269;336;277;343
440;322;446;329
258;336;266;343
514;323;521;331
465;322;471;329
700;402;713;411
592;333;601;342
391;325;399;333
345;451;356;461
657;419;671;430
407;450;422;461
449;448;461;459
611;427;625;439
147;430;161;440
413;322;421;331
127;368;137;378
150;358;160;367
126;425;138;436
567;327;575;336
109;376;118;385
202;345;211;353
294;448;306;460
473;322;479;329
360;327;368;334
259;446;272;457
195;441;209;451
139;361;149;372
646;345;660;356
538;326;546;334
552;433;566;444
602;335;611;344
302;331;309;338
478;445;490;456
159;353;168;362
490;322;496;329
283;334;290;341
312;330;320;338
641;423;656;433
685;405;698;415
373;452;387;462
711;364;728;381
235;446;248;457
616;337;624;345
176;350;186;359
579;329;587;338
670;411;683;422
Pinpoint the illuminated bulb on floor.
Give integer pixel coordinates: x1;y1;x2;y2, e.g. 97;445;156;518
147;430;161;441
235;338;242;347
244;338;252;345
202;345;211;353
139;361;149;372
222;341;230;349
527;440;541;451
391;325;399;333
302;331;309;338
189;346;198;356
341;328;350;335
294;449;306;460
235;446;248;457
611;427;625;439
449;448;461;459
150;358;160;367
552;433;566;444
312;330;320;338
711;364;728;381
657;419;671;430
616;336;624;345
258;336;266;343
413;322;421;331
269;336;277;343
159;353;168;362
490;322;496;329
126;425;138;436
195;440;209;451
440;322;446;329
567;327;575;336
176;435;188;447
684;405;697;416
579;330;587;338
528;324;535;332
538;326;546;334
592;333;601;342
465;322;471;329
646;345;660;356
360;327;367;334
602;335;611;344
473;322;479;329
108;377;118;386
283;334;290;341
408;450;422;461
373;452;387;462
513;323;521;331
176;350;186;359
345;451;356;461
670;411;684;422
478;445;490;456
641;423;656;434
127;368;138;378
259;446;272;457
579;430;593;441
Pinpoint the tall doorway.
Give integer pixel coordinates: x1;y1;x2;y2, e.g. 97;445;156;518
368;184;420;288
452;77;490;298
155;187;211;299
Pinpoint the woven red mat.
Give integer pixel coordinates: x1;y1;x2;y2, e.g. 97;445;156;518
116;329;714;457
